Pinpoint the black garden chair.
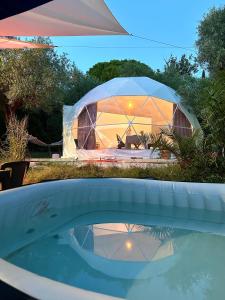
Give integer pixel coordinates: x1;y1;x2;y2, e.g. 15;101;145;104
0;161;30;190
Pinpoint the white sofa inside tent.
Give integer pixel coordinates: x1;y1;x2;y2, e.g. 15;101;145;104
63;77;200;160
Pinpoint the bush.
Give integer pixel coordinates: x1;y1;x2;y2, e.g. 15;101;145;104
0;115;28;162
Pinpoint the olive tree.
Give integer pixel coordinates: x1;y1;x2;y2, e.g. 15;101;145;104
0;37;72;122
196;6;225;73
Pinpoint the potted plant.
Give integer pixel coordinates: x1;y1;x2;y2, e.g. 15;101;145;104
160;149;171;160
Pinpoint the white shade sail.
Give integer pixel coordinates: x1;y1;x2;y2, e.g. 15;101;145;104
0;37;53;48
0;0;128;36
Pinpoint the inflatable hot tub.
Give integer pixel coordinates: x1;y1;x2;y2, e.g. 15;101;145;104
1;179;225;300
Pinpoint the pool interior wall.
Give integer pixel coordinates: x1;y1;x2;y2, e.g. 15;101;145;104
0;178;225;300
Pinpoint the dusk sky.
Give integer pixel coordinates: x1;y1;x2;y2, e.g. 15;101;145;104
52;0;225;73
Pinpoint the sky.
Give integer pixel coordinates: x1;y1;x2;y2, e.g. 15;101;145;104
52;0;225;74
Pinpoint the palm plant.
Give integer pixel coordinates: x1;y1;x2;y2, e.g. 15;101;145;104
139;131;150;149
136;224;175;241
150;128;204;168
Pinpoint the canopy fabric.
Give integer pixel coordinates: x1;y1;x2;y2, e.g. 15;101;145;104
0;37;53;49
63;77;201;159
0;0;127;36
0;0;52;20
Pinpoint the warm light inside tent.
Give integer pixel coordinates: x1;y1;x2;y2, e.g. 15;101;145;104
128;102;133;109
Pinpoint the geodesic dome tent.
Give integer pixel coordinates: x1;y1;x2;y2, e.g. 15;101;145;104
63;77;200;159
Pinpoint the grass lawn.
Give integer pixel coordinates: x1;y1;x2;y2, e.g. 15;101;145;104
25;163;187;185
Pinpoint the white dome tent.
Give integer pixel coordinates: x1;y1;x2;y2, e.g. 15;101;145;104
63;77;200;160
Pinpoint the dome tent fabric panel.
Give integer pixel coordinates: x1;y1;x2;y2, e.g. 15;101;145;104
178;102;200;131
63;106;77;158
66;77;182;123
0;0;127;36
63;77;201;159
77;103;97;150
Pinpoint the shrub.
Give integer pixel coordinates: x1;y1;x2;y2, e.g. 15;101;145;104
0;115;29;162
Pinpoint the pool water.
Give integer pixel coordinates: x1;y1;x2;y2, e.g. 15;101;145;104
4;202;225;300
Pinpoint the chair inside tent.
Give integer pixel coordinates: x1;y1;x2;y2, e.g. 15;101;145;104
63;77;200;160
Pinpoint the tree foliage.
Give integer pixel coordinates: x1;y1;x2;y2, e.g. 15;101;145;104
0;37;100;143
0;37;72;120
200;71;225;154
87;59;155;83
155;54;198;91
27;71;98;143
164;54;198;76
64;69;99;106
196;6;225;73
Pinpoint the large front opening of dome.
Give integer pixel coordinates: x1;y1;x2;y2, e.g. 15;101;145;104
71;96;192;151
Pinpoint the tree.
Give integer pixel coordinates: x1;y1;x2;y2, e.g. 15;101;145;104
87;59;155;83
173;75;211;117
196;6;225;73
64;69;99;106
0;37;72;122
28;69;99;143
164;55;198;76
200;71;225;156
155;54;198;91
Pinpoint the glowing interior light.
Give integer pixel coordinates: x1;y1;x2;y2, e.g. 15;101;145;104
128;102;133;109
125;240;133;250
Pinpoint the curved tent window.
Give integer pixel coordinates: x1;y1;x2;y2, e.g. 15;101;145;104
71;96;192;151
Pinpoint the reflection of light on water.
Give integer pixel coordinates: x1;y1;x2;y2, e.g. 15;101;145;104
125;240;133;251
